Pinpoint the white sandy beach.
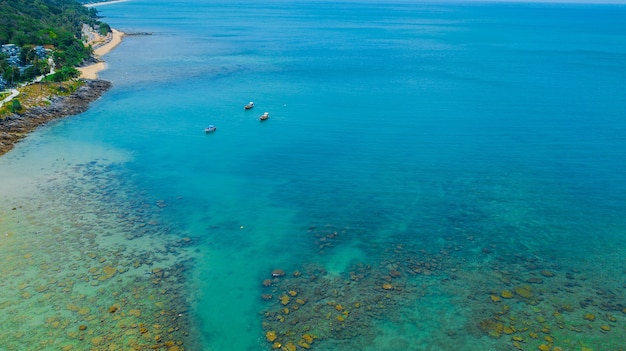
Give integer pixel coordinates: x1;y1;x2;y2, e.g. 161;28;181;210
84;0;130;8
78;29;124;79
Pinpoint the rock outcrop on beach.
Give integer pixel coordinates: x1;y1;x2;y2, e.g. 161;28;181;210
0;79;112;156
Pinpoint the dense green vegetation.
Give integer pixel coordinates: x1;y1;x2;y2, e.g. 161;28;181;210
0;0;109;84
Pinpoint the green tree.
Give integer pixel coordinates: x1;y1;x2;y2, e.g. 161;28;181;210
1;66;20;86
21;65;40;81
10;99;22;113
47;66;79;82
99;23;111;36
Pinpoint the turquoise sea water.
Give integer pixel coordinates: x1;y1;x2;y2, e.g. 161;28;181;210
1;1;626;350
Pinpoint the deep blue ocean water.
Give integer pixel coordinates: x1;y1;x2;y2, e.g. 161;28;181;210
1;1;626;350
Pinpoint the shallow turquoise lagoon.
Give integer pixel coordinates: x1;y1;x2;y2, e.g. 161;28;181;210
1;1;626;350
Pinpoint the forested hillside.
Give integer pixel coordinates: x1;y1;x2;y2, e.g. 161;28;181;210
0;0;103;45
0;0;109;83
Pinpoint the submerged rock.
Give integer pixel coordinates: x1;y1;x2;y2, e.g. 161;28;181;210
266;330;277;342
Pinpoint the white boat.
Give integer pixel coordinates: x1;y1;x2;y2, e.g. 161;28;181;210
204;125;217;133
259;112;269;121
244;101;254;110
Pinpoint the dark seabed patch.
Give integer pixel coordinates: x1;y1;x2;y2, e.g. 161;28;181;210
0;160;200;351
257;216;626;350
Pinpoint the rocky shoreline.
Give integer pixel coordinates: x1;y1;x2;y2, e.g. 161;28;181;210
0;79;112;157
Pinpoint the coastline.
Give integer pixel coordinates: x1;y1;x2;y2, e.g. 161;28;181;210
78;29;124;80
84;0;130;7
0;29;123;157
0;80;112;156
